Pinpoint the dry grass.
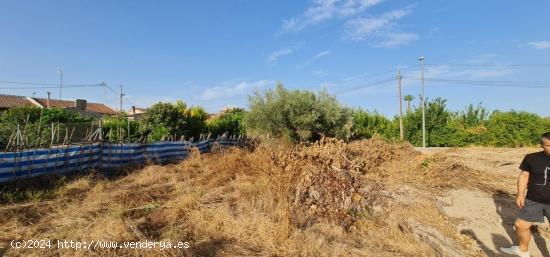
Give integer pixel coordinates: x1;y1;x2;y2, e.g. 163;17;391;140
0;138;493;257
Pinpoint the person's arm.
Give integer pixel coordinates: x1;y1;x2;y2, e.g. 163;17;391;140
516;171;529;208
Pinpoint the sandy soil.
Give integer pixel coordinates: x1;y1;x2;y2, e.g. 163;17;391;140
433;147;550;257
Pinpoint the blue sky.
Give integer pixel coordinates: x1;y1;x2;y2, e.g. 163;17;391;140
1;0;549;116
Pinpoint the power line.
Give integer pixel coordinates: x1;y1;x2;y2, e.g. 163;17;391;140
302;66;418;90
402;76;550;85
0;85;104;90
333;77;396;95
0;80;104;87
0;81;127;110
104;84;119;94
340;69;399;82
430;81;550;88
0;79;141;111
402;77;550;88
104;84;139;108
423;63;550;68
121;96;138;108
403;76;550;84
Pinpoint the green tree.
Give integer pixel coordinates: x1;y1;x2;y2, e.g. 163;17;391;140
244;84;353;143
483;111;547;147
207;108;246;137
457;103;488;128
0;106;42;125
543;117;550;133
351;109;396;140
0;106;86;125
41;108;84;124
142;102;183;136
0;106;90;148
403;97;460;146
102;114;142;142
140;101;208;141
183;106;208;138
403;94;414;113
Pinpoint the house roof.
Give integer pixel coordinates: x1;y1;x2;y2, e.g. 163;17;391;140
32;98;117;115
127;107;147;114
0;94;117;115
0;94;33;109
86;102;118;115
31;98;74;109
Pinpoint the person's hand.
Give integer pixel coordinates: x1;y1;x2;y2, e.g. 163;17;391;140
516;196;525;208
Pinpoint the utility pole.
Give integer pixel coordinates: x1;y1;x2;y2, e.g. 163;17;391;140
57;68;63;101
119;85;124;115
118;85;124;142
46;92;51;108
419;57;426;148
397;69;404;140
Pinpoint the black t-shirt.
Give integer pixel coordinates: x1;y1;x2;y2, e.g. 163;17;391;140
519;151;550;204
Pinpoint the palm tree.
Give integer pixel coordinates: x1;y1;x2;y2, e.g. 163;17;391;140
404;94;414;113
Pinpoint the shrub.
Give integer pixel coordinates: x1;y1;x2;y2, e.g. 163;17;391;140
140;101;207;141
0;106;42;125
244;84;353;143
0;107;91;148
403;97;457;146
207;108;246;137
102;114;142;142
351;109;396;140
0;106;86;125
483;111;547;147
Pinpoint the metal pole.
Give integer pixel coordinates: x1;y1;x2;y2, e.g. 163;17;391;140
119;85;123;115
419;57;426;148
119;85;124;142
58;68;63;101
127;115;131;142
397;69;404;140
46;91;51;108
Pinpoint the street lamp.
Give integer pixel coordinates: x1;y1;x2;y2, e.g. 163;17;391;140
418;57;426;148
57;68;64;101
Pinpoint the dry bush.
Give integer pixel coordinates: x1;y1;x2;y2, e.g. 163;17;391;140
0;138;481;257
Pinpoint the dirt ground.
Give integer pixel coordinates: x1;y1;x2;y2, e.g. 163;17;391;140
0;142;549;257
420;147;550;257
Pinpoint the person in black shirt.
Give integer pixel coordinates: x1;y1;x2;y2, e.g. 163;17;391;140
501;132;550;257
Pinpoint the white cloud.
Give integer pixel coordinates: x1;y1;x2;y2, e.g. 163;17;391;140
452;68;512;79
346;6;412;41
527;41;550;49
306;50;332;64
281;18;300;32
320;82;336;89
267;48;294;64
424;65;451;78
345;5;415;42
266;43;303;64
279;0;386;34
200;80;273;101
312;70;328;76
468;54;497;64
373;32;418;48
405;64;512;81
278;1;419;49
419;56;512;79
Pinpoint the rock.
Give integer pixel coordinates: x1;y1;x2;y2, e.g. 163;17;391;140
406;219;464;257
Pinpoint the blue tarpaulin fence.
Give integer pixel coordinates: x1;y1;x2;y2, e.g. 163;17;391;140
0;138;244;183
